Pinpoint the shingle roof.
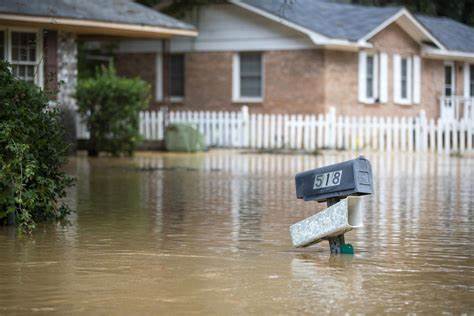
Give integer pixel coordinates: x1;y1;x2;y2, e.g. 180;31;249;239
240;0;401;41
416;15;474;53
240;0;474;53
0;0;195;31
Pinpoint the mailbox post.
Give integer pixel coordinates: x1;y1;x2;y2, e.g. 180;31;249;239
290;156;373;254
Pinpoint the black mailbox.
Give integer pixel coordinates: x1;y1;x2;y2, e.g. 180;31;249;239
295;156;373;202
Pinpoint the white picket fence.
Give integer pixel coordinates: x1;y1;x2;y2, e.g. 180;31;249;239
76;106;474;154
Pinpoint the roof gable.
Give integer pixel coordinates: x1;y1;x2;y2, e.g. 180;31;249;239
369;21;420;52
360;8;445;50
417;15;474;53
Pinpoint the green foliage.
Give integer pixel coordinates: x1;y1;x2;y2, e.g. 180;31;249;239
76;66;150;156
0;61;73;233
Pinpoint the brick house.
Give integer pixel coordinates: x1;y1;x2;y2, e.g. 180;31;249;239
0;0;196;109
116;0;474;120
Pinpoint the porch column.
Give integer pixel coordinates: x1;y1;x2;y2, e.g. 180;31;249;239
57;31;78;152
57;31;78;109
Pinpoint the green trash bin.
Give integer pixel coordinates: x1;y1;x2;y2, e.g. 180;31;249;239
164;123;206;152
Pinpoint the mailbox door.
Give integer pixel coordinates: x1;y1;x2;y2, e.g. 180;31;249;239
300;161;357;201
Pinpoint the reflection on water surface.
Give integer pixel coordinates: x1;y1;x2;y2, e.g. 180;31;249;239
0;151;473;314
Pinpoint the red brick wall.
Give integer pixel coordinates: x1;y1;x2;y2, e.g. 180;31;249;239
175;49;325;114
184;52;234;111
264;50;325;114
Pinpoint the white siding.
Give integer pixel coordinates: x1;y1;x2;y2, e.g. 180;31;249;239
173;4;314;52
118;4;314;53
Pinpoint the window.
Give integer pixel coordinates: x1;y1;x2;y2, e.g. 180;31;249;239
444;63;454;96
240;53;262;98
401;57;408;99
393;54;420;105
0;29;42;86
0;31;5;60
11;31;38;84
233;52;263;102
470;65;474;97
169;54;184;99
358;51;383;103
366;55;375;99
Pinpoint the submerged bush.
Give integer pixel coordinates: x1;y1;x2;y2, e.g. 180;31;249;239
76;66;150;156
0;61;73;233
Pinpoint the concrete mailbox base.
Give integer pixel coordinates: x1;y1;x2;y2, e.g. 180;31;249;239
289;196;363;249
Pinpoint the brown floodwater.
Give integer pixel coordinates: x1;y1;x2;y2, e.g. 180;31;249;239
0;151;473;315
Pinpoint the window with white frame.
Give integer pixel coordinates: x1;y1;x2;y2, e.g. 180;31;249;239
0;29;42;86
366;55;375;99
393;54;421;105
11;31;38;84
169;53;184;99
358;51;386;104
233;52;263;102
444;62;455;96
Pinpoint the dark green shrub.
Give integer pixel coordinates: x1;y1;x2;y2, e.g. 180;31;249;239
76;66;150;156
0;61;73;233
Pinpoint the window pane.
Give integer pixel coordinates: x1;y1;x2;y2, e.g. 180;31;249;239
12;46;18;60
0;31;4;60
11;32;36;62
444;65;453;96
241;77;261;97
29;48;36;61
401;58;408;99
169;54;184;97
25;65;35;83
11;32;19;45
20;47;27;61
366;56;374;98
401;59;407;78
240;53;262;98
19;65;25;77
444;65;452;84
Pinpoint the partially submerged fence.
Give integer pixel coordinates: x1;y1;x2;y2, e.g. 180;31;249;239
76;106;474;154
